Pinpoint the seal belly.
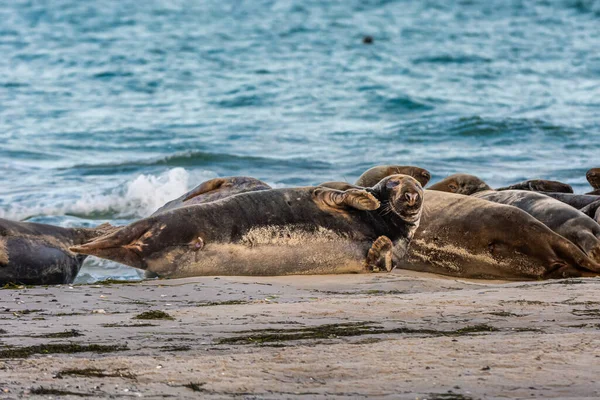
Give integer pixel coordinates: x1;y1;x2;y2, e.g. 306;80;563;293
144;225;371;278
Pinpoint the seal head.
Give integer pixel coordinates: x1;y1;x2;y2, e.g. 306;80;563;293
370;174;424;226
586;168;600;190
355;165;431;188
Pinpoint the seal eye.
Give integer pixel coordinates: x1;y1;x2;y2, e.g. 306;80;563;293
448;183;458;192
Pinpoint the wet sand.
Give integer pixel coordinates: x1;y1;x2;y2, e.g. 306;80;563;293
1;270;599;399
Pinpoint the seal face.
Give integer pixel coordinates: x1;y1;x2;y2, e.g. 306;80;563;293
586;168;600;190
427;174;491;195
0;220;115;285
71;176;424;278
496;179;573;193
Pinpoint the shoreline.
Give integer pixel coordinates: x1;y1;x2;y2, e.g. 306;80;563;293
1;271;599;399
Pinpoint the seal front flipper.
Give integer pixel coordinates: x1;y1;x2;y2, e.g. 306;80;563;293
183;178;227;201
365;236;393;272
313;188;380;211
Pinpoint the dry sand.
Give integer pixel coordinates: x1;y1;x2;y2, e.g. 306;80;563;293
1;270;599;399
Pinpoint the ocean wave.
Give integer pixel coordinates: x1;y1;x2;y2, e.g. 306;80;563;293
68;150;331;173
0;168;214;221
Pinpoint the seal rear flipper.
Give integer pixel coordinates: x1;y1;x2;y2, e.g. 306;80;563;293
313;188;380;211
69;220;154;270
579;199;600;221
364;236;393;272
551;238;600;274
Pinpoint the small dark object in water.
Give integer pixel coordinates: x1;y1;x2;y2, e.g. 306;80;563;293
363;35;373;44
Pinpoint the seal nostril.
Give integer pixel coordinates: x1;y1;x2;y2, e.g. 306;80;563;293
405;192;418;205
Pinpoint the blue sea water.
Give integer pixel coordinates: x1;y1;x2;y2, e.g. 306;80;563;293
1;0;600;282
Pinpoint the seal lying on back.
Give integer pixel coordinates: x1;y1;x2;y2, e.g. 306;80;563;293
496;179;573;193
429;174;600;263
0;219;115;285
71;176;424;278
153;176;271;215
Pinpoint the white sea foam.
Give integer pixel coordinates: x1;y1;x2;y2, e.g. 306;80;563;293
0;168;219;221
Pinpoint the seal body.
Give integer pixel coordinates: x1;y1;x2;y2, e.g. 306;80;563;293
472;190;600;262
72;178;424;278
543;192;600;209
580;200;600;224
153;176;271;215
0;219;114;285
400;191;600;279
496;179;573;193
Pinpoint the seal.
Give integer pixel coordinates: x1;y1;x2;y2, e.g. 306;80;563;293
496;179;573;193
353;173;600;279
0;219;115;285
429;175;600;263
427;173;492;195
153;176;271;215
580;199;600;224
586;168;600;191
402;191;600;279
71;175;424;278
354;165;431;188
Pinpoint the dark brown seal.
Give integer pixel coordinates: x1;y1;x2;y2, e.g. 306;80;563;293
0;220;115;285
429;175;600;263
153;176;271;215
496;179;573;193
586;168;600;190
71;176;424;278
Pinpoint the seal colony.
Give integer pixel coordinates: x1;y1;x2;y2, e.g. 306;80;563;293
3;166;600;285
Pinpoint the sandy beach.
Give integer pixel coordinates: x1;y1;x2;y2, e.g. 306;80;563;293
1;270;599;399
